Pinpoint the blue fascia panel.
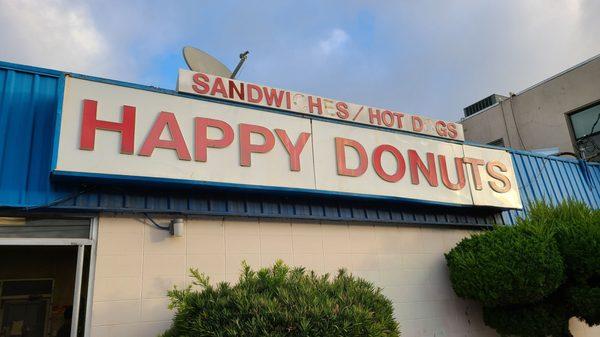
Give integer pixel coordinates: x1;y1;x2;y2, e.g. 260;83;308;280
50;168;509;211
0;65;72;207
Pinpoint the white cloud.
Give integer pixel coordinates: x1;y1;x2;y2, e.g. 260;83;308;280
336;0;600;120
318;28;349;55
1;0;598;121
0;0;127;78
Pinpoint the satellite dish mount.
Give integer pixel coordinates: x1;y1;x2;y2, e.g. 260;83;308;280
231;51;249;79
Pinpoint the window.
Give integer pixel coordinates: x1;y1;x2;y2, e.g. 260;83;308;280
569;103;600;161
487;138;505;147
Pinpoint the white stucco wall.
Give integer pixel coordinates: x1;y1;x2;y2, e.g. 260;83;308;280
89;215;598;337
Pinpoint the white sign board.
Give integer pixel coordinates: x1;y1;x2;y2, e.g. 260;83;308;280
54;77;522;209
177;69;465;141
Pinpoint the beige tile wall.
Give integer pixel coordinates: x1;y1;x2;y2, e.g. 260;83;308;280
90;215;599;337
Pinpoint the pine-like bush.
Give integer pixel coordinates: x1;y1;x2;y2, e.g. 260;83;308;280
483;300;571;337
160;261;400;337
569;285;600;326
521;201;600;282
446;200;600;336
444;225;565;307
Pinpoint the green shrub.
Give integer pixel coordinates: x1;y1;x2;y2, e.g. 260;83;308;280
482;300;571;337
446;200;600;336
520;201;600;282
569;285;600;326
445;225;565;307
160;261;400;337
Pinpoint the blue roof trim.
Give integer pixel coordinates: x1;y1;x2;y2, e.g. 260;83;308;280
0;60;63;78
26;183;501;227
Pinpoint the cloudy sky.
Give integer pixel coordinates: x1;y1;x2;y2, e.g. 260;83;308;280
1;0;599;121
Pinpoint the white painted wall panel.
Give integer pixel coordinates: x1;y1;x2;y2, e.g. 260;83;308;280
91;216;599;337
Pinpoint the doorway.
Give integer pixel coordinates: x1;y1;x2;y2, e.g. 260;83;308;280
0;246;90;337
0;216;95;337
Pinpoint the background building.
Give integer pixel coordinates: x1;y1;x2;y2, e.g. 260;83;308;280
461;54;600;161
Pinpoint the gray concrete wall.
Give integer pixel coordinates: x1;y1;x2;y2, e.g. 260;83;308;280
461;104;510;147
461;55;600;153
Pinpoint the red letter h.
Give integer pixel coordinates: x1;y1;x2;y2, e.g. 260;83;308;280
79;99;136;154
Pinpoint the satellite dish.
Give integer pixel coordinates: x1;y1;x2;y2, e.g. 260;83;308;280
183;46;233;78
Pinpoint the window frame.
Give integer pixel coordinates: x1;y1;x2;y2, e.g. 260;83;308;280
565;99;600;157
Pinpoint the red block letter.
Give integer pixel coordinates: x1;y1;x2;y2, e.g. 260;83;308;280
263;87;285;107
372;144;406;182
369;108;381;125
239;123;275;167
80;99;135;154
408;150;438;187
228;80;245;100
487;161;511;193
411;116;424;132
275;129;311;172
435;121;447;137
447;123;458;139
336;102;349;119
194;117;234;162
139;112;191;160
335;137;367;177
247;84;263;103
438;155;465;190
192;73;210;94
463;157;485;190
210;77;228;98
308;96;323;115
394;112;404;128
381;110;394;127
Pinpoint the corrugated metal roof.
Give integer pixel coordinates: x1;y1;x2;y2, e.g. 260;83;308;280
503;150;600;223
0;60;598;227
37;184;502;227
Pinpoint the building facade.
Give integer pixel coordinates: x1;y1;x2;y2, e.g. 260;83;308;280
461;54;600;161
0;60;598;337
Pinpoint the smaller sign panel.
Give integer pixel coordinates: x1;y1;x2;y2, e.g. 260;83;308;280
177;69;465;141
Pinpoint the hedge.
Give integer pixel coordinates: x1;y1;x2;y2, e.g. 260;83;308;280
569;285;600;326
521;201;600;282
445;225;565;307
483;300;571;337
446;201;600;336
160;261;400;337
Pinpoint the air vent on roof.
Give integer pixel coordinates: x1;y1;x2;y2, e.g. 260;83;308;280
464;94;508;117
